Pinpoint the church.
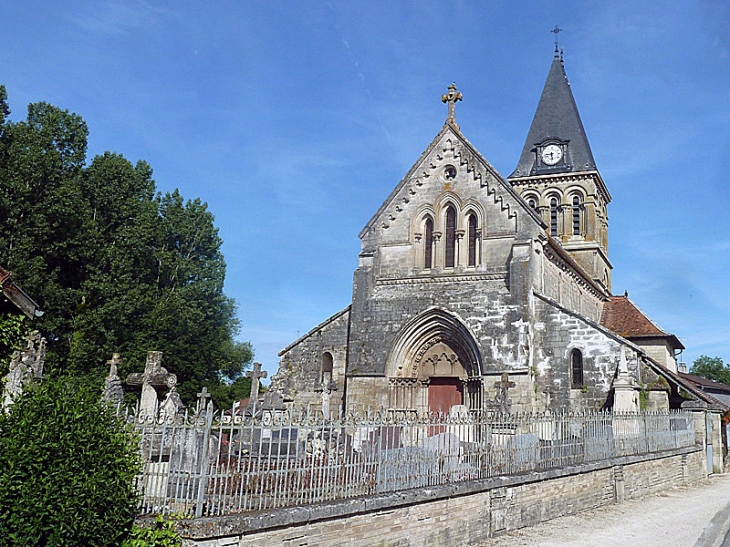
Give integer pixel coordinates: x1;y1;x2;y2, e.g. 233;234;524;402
271;47;711;417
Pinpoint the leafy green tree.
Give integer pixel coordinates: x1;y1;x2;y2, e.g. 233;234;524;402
690;356;730;385
0;86;253;402
0;377;141;546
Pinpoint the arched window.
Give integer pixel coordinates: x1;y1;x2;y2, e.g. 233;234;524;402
571;349;584;388
550;197;558;237
322;352;333;386
527;197;538;213
572;196;581;236
445;206;456;268
467;213;477;267
424;217;434;269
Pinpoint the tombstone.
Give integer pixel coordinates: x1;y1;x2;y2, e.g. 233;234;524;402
613;347;640;413
488;372;516;413
125;351;178;418
246;362;267;413
101;353;125;406
2;331;46;409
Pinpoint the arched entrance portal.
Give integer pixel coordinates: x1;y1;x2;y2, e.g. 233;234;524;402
386;309;483;415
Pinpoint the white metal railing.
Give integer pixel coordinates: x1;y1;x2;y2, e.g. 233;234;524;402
124;407;696;518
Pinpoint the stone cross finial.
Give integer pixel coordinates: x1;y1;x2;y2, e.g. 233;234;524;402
246;362;267;410
441;83;462;125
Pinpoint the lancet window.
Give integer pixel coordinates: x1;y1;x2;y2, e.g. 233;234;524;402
445;206;456;268
424;217;434;269
571;349;584;388
467;213;477;267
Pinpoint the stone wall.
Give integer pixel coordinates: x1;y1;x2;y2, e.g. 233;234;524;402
175;446;706;547
272;307;350;413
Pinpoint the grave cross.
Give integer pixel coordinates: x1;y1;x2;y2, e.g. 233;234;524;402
196;386;211;414
494;372;516;414
246;362;267;410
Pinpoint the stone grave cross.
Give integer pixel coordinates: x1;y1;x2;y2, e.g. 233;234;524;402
494;372;516;413
125;351;177;417
246;362;267;411
196;386;211;415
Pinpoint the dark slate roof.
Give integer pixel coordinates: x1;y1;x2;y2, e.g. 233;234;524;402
601;295;684;350
509;50;597;178
680;373;730;394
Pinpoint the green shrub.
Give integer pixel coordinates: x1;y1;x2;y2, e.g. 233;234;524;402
0;377;141;546
122;517;182;547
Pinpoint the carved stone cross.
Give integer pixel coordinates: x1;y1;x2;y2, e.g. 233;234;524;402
246;362;267;410
196;386;211;414
441;83;463;125
125;351;177;417
494;372;516;413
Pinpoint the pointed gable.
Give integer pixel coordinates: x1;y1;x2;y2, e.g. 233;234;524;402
510;50;597;178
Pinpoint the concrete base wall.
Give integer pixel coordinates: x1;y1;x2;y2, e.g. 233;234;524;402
176;447;706;547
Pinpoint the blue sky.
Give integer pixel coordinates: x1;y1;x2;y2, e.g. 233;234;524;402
2;1;729;380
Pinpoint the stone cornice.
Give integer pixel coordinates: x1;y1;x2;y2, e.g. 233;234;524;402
375;272;508;286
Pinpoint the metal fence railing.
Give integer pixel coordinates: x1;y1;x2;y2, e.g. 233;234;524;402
124;407;696;518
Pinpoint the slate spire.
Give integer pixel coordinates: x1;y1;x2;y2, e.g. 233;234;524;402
509;50;597;178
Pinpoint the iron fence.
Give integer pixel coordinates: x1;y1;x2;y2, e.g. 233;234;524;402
124;407;696;518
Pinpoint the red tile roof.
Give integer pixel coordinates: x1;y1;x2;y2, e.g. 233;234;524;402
601;295;684;349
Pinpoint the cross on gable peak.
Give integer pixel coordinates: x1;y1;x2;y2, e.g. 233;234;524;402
441;83;463;126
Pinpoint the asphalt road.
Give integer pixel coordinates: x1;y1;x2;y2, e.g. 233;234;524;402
476;473;730;547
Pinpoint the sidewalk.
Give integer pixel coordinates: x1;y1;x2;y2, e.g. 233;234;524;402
477;474;730;547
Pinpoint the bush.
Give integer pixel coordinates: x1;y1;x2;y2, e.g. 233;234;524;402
122;518;181;547
0;377;141;546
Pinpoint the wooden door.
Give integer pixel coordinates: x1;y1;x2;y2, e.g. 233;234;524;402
428;378;463;414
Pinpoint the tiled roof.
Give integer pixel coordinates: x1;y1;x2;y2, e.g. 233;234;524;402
680;372;730;393
600;295;684;349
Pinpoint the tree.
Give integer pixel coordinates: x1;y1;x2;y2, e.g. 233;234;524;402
0;86;253;402
690;355;730;385
0;377;141;546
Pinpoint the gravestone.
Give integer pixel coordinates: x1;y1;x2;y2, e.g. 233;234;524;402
246;362;267;412
125;351;178;418
2;331;45;409
101;353;125;406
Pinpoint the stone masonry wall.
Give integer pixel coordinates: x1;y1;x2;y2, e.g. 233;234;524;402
272;308;350;413
531;292;641;412
176;447;706;547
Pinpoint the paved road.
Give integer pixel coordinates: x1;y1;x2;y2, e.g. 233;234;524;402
476;474;730;547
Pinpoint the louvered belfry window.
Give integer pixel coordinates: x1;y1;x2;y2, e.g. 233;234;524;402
445;206;456;267
573;196;581;235
550;198;558;236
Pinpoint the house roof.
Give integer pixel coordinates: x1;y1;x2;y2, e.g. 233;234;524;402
0;265;42;319
510;49;598;180
600;294;684;350
643;355;727;412
680;372;730;394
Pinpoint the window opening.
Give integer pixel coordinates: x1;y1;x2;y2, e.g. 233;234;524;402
322;352;334;387
550;198;558;236
467;213;477;267
445;206;456;267
571;349;584;388
572;196;581;235
424;217;434;269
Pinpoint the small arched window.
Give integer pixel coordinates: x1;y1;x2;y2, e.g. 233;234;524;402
424;217;434;269
572;196;581;236
550;197;558;237
322;352;334;386
527;197;537;212
467;213;477;267
445;206;456;268
571;349;584;388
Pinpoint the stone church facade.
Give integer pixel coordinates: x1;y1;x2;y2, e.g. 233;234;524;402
272;49;712;417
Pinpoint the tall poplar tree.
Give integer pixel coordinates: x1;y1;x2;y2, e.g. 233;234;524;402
0;86;252;404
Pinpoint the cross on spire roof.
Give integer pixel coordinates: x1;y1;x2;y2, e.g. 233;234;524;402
552;25;562;56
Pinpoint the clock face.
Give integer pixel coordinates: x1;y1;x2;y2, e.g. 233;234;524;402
541;144;563;166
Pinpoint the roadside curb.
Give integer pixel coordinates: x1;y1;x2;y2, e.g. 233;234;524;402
694;479;730;547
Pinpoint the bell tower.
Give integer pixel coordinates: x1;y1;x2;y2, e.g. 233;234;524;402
508;37;612;292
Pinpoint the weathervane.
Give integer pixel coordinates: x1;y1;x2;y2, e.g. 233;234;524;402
552;25;562;55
